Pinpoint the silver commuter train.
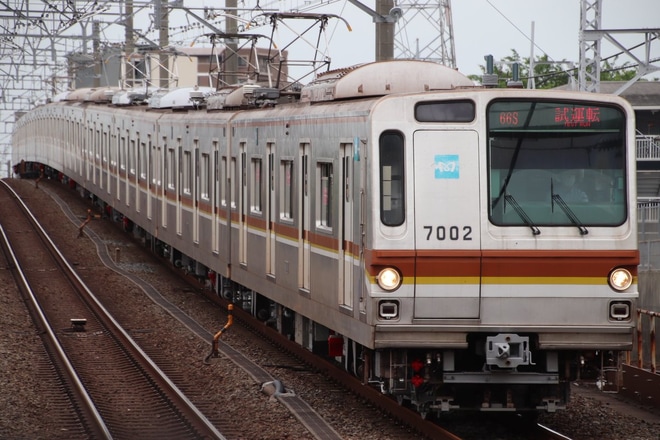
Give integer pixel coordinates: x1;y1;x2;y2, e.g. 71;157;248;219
12;60;639;416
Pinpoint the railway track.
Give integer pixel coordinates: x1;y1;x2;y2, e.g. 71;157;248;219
0;181;223;439
2;177;583;439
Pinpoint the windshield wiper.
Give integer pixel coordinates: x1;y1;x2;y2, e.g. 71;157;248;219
551;194;589;235
491;102;538;210
505;194;540;235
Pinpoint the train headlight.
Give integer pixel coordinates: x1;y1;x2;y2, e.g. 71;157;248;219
608;268;632;291
377;268;402;291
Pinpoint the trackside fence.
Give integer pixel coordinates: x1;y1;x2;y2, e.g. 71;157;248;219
638;202;660;270
636;308;658;374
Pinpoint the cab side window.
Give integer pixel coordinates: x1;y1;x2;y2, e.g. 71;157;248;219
379;131;405;226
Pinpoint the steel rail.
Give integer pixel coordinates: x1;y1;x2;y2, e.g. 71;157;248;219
1;180;226;440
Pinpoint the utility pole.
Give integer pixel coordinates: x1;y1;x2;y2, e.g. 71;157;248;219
225;0;239;85
93;21;101;88
347;0;456;68
156;0;170;89
125;0;136;87
375;0;395;61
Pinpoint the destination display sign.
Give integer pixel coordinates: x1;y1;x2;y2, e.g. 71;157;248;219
488;101;624;131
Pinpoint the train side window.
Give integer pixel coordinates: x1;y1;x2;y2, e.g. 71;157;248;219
317;161;333;230
379;131;405;226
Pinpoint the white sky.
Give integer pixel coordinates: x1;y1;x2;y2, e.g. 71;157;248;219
192;0;659;79
86;0;660;80
450;0;660;76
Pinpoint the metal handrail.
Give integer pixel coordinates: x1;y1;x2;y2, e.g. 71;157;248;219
636;133;660;161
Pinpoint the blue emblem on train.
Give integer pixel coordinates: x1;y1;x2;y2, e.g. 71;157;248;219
434;155;459;179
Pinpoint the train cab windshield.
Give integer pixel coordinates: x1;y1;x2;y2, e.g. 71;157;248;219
487;100;627;229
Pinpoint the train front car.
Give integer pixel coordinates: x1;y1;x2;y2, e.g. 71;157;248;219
365;90;638;416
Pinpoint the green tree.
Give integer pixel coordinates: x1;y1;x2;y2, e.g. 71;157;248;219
469;50;638;88
600;58;638;81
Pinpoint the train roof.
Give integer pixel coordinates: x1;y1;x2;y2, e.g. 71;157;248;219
51;60;476;112
299;60;476;103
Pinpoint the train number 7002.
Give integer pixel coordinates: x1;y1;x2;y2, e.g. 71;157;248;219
423;225;473;241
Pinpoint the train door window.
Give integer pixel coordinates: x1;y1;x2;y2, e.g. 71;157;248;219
201;153;211;201
120;136;126;172
110;130;117;168
102;130;108;164
183;151;192;195
167;147;176;190
280;159;294;221
251;157;263;214
129;139;136;176
379;131;405;226
230;157;237;210
317;161;333;231
95;129;101;161
151;138;159;186
220;155;227;207
139;140;147;180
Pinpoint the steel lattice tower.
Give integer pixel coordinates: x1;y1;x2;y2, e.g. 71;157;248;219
579;0;603;92
393;0;455;68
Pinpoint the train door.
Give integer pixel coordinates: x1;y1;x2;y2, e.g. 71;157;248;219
266;144;276;276
193;141;200;244
146;134;154;220
212;145;219;254
299;143;311;291
176;141;182;235
412;130;481;319
339;143;354;307
239;144;248;266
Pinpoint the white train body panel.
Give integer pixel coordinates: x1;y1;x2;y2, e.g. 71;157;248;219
12;61;639;414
